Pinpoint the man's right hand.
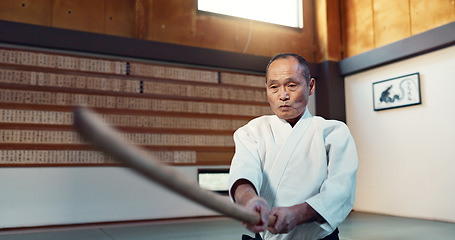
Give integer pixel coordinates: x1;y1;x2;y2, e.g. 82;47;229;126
243;196;271;233
232;179;271;233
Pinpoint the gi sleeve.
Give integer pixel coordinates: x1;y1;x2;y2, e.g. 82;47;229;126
305;121;358;231
228;126;264;202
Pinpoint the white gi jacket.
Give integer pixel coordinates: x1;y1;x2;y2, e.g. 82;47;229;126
229;109;358;240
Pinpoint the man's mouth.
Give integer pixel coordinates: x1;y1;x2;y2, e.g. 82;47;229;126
279;105;291;109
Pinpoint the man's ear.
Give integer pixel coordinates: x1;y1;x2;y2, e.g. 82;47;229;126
309;78;316;96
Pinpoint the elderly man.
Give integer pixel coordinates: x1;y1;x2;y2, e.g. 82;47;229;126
229;53;358;240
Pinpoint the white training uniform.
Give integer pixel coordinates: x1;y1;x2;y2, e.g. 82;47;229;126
229;109;358;240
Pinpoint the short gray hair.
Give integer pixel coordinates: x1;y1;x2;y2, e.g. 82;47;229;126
265;53;311;83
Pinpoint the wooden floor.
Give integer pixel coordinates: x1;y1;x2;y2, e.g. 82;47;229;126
1;212;454;240
340;212;455;240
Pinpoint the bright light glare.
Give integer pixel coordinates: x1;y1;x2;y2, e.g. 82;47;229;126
198;0;303;28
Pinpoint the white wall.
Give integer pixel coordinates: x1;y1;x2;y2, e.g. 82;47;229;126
0;166;226;229
345;45;455;223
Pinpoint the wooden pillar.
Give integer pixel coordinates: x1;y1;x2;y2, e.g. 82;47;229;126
313;0;345;122
315;61;345;122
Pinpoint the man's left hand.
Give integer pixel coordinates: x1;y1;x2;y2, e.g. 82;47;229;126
267;206;299;234
267;202;325;234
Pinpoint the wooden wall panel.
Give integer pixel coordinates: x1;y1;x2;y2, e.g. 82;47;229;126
343;0;455;58
52;0;106;34
146;0;197;46
233;21;272;57
342;0;375;58
0;0;314;60
196;151;233;165
410;0;455;35
373;0;411;48
105;0;136;38
196;14;237;53
269;27;304;57
0;0;52;26
1;0;454;60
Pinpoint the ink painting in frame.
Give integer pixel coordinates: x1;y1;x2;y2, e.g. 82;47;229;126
372;72;421;111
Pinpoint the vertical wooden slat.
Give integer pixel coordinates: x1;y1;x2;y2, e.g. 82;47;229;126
135;0;149;39
315;0;342;62
303;0;316;62
326;0;342;61
341;0;375;58
314;0;328;62
373;0;411;48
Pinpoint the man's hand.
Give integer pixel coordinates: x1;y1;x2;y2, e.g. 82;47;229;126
243;196;270;233
267;206;299;233
268;202;326;234
232;179;271;233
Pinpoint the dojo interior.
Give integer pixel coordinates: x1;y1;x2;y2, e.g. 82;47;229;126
0;1;454;239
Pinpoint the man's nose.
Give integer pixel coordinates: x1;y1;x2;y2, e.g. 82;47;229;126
279;87;290;101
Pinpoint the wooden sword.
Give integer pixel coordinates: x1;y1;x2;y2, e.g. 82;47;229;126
73;107;276;227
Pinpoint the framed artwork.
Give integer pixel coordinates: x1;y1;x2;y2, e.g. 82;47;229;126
197;168;230;195
372;73;421;111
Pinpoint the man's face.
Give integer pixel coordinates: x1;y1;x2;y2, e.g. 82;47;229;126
265;57;315;126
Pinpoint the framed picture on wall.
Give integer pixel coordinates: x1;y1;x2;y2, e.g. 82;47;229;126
372;72;421;111
197;169;230;195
